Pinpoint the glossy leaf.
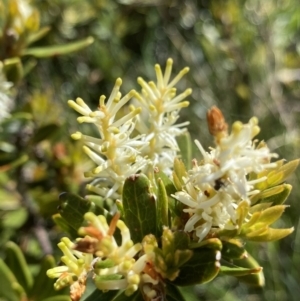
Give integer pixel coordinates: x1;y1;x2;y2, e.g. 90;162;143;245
221;239;247;260
122;174;157;243
58;192;104;231
172;249;220;286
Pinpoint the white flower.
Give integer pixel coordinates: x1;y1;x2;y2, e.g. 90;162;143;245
0;62;14;122
173;115;278;242
135;58;192;174
68;78;149;199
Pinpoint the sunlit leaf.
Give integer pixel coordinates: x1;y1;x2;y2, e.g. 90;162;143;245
122;174;157;243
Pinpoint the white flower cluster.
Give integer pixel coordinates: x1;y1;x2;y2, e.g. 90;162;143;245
173;115;278;242
68;79;147;199
135;58;192;174
0;62;14;122
69;60;191;199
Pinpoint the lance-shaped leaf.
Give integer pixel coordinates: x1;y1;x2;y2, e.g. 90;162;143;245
220;265;262;277
173;158;187;191
113;290;143;301
122;174;157;243
0;259;20;301
29;255;69;300
231;253;265;287
176;132;193;170
253;184;292;206
172;248;221;286
241;205;293;242
26;26;51;46
58;192;105;231
21;37;94;57
156;178;169;232
5;241;33;294
244;227;294;242
255;159;299;190
154;229;192;281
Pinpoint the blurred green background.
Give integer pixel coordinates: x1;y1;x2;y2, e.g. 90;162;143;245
1;0;300;300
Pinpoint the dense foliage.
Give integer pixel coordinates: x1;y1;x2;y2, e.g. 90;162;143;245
1;1;300;300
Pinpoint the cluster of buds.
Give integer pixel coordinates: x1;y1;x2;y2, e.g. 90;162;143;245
48;212;161;301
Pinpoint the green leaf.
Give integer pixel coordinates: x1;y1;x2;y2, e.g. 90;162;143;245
113;290;144;301
156;177;169;231
29;255;66;300
189;238;222;251
251;184;292;206
176;132;193;170
245;227;294;242
221;239;247;260
0;259;20;301
232;253;265;287
40;296;71;301
5;241;33;294
268;159;299;186
172;249;220;286
26;26;51;46
173;158;187;191
52;213;78;238
122;174;157;243
83;289;118;301
31;123;61;143
58;192;104;231
250;185;284;205
220;265;262;277
166;283;186;301
3;57;23;83
22;37;94;57
154;169;177;197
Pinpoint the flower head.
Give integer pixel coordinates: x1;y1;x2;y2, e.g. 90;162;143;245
173;107;278;241
46;237;93;300
68;79;148;199
135;58;192;174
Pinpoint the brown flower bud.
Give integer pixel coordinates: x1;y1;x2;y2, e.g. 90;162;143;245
206;106;228;137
